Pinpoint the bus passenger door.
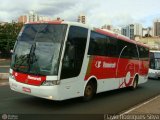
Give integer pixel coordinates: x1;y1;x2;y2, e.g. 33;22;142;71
59;26;88;100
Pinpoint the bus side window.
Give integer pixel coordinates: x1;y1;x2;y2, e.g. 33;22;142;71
150;59;155;69
138;46;149;61
107;37;118;57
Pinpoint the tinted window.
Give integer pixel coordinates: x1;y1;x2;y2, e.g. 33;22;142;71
88;32;107;56
150;52;154;58
88;31;118;57
154;53;160;58
106;37;118;57
138;46;149;60
61;26;88;79
88;31;139;59
118;40;127;58
118;40;138;59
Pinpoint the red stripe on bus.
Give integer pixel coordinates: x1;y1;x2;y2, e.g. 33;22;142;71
84;56;149;87
12;71;46;86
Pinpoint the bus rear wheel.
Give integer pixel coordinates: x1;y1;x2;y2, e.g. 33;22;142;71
131;76;138;89
83;82;96;101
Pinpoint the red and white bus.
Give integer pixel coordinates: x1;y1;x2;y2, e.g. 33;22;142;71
9;21;150;101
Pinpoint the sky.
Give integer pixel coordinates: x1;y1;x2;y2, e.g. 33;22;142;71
0;0;160;27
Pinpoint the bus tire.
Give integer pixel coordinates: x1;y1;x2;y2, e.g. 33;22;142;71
131;76;138;90
83;81;96;101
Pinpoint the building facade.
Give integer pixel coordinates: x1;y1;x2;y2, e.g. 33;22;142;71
101;24;113;30
27;10;39;22
102;24;121;34
121;24;134;39
18;11;39;23
18;15;27;23
153;19;160;36
121;23;142;40
39;16;52;21
134;23;142;36
77;14;86;24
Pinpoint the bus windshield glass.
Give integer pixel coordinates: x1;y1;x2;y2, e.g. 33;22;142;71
154;53;160;58
11;24;67;76
154;59;160;70
150;58;160;70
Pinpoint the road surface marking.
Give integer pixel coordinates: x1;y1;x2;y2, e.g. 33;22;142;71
0;66;10;67
121;94;160;115
0;82;9;86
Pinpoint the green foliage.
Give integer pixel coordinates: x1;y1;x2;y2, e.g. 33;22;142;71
0;22;23;53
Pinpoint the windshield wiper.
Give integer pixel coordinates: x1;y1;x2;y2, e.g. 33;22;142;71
28;43;37;64
13;43;37;73
28;43;40;75
13;54;29;71
28;43;35;66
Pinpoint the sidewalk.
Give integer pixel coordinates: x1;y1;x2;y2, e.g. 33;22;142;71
122;95;160;114
0;73;9;80
0;59;10;80
0;59;6;62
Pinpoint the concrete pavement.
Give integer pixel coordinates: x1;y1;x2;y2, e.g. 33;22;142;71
0;73;9;80
120;94;160;120
0;59;10;80
123;95;160;114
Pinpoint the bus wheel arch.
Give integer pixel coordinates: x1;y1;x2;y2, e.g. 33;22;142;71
83;78;97;101
131;74;139;89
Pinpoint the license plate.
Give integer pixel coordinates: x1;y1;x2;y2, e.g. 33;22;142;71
22;87;31;93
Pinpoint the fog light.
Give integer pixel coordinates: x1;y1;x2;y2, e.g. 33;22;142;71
9;73;15;80
48;96;53;99
42;80;60;86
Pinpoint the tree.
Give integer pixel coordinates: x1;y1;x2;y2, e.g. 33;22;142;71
0;22;23;54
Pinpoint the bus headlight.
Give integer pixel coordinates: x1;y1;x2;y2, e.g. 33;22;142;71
42;80;60;86
9;73;15;80
9;69;15;80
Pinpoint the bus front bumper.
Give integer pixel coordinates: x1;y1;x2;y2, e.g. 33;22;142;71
9;77;61;100
148;69;160;79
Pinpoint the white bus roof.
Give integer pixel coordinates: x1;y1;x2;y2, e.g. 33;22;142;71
26;20;149;48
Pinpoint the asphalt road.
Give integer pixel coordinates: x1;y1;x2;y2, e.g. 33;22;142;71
0;79;160;117
0;67;9;73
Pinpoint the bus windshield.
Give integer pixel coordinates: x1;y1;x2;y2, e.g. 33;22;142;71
11;24;67;76
150;58;160;70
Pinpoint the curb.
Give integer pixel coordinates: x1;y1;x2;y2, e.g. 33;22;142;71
0;66;10;67
0;73;9;80
0;59;6;61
